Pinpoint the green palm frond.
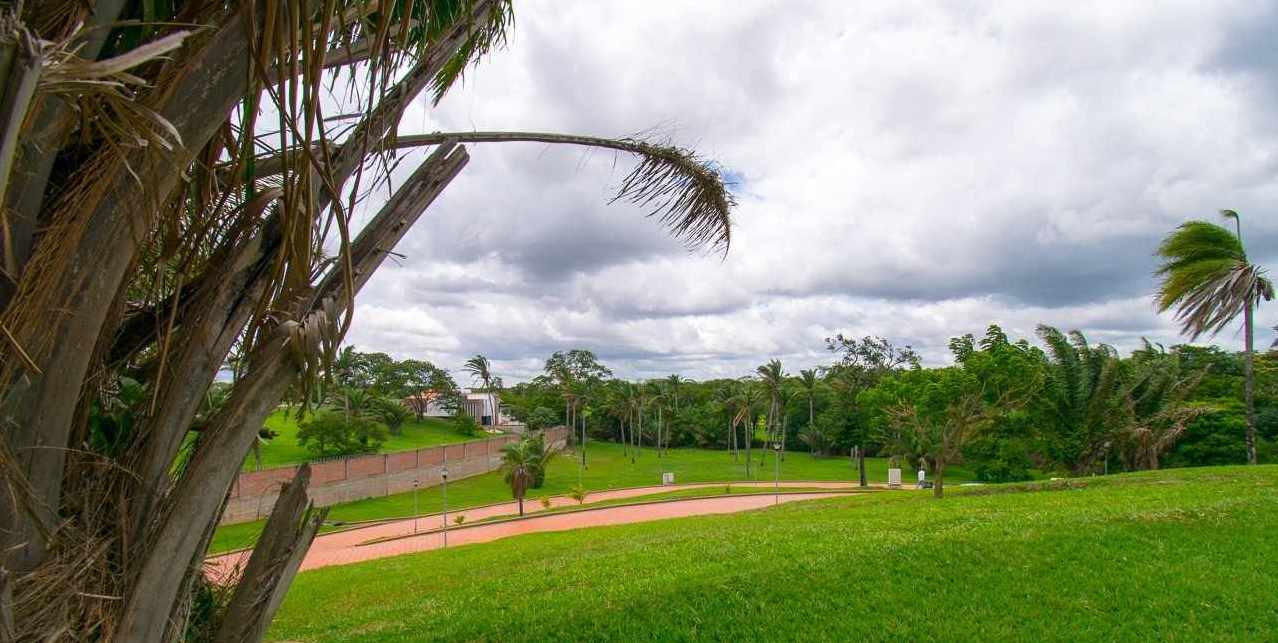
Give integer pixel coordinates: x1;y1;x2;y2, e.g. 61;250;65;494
1155;220;1272;340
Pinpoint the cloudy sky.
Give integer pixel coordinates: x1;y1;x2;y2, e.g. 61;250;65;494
342;0;1278;383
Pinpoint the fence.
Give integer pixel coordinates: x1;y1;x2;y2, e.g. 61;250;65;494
221;427;569;524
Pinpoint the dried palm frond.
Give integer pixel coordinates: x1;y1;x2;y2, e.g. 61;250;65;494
393;132;735;252
38;29;191;161
254;131;738;252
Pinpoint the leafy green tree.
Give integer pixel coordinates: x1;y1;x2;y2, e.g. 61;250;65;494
1155;211;1274;464
824;335;920;453
525;406;559;431
297;411;389;458
867;367;1020;498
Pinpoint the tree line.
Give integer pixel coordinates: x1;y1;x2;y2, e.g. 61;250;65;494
500;332;1276;493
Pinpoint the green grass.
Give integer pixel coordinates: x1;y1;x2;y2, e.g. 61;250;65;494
267;466;1278;641
212;442;967;554
244;410;472;471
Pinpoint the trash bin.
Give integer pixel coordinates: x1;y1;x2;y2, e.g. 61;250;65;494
661;472;674;486
887;468;901;488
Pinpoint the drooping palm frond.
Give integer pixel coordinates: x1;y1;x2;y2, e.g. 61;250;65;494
390;131;736;253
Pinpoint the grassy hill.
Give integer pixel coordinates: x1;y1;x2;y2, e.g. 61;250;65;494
244;410;474;471
264;466;1278;642
213;441;965;554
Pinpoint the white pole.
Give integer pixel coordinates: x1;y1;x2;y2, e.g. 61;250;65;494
442;453;449;549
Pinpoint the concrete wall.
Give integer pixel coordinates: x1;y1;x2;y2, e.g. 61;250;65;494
222;427;569;524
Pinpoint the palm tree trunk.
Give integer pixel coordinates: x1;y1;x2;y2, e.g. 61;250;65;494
659;406;669;457
1244;302;1258;465
731;419;741;460
934;457;946;499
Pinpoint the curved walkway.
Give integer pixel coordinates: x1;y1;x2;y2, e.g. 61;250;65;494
209;482;873;577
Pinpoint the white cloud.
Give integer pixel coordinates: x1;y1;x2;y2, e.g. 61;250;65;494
343;0;1278;381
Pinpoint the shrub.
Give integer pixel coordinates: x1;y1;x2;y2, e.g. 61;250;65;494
297;410;389;458
453;515;466;526
540;496;552;509
453;411;484;437
569;485;587;505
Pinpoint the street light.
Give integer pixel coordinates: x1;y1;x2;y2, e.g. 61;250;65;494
441;465;449;549
773;441;781;505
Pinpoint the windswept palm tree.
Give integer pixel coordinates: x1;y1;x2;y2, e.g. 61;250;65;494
464;354;498;427
1155;211;1274;464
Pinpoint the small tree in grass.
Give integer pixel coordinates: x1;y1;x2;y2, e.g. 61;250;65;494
297;411;389;458
569;485;588;505
501;440;536;516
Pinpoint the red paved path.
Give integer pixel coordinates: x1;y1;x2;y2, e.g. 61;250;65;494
210;483;865;577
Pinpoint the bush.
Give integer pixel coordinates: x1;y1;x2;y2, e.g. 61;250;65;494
965;435;1033;483
297;410;389;458
453;411;484;437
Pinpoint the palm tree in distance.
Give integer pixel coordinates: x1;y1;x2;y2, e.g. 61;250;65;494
799;369;819;433
756;359;785;465
500;440;536;516
1155;210;1274;464
736;378;762;478
463;355;497;428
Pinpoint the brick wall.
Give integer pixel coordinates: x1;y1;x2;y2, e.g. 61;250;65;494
221;427;569;524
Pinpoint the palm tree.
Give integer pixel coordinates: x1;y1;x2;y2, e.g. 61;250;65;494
463;354;498;427
371;397;415;436
0;0;737;635
756;359;785;464
649;380;668;456
799;368;818;431
736;379;762;478
1037;325;1126;475
1155;211;1274;464
714;382;738;457
501;440;536;517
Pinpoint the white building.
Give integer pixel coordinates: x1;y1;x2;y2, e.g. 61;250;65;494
406;388;504;426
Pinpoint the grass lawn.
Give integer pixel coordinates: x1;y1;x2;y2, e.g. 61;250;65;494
266;465;1278;642
211;441;975;554
244;410;473;471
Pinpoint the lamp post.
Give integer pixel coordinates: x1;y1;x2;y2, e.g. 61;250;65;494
441;465;449;549
412;478;420;535
773;441;781;505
